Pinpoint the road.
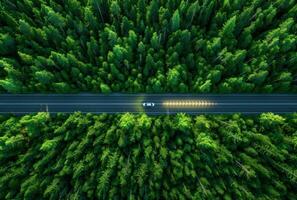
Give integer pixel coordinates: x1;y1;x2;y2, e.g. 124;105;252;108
0;94;296;115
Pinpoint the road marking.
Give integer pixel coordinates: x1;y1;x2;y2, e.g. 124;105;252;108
0;103;142;105
216;103;297;105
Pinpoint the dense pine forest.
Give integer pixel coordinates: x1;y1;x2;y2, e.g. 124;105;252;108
0;113;297;199
0;0;297;93
1;0;297;199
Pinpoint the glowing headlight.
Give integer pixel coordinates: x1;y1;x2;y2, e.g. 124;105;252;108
163;100;216;107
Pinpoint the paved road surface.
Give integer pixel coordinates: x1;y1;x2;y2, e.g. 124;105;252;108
0;94;296;115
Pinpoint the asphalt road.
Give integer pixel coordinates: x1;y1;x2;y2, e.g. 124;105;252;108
0;94;296;115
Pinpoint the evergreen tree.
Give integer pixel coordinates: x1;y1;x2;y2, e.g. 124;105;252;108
0;0;296;93
171;10;180;32
0;34;16;56
0;113;296;199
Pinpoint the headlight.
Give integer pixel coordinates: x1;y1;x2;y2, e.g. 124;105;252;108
163;100;216;107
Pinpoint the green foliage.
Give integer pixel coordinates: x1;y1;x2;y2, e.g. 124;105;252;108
119;113;135;131
199;80;212;93
167;67;180;88
19;112;50;138
35;70;54;85
220;15;237;38
175;113;191;132
0;78;22;93
0;113;296;199
0;1;296;93
100;83;111;93
259;113;285;128
0;34;16;55
171;10;180;32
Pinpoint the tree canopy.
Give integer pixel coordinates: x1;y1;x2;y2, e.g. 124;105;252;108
0;0;296;93
0;113;296;199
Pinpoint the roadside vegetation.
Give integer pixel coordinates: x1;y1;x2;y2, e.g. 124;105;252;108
1;1;297;199
0;0;297;93
0;113;297;199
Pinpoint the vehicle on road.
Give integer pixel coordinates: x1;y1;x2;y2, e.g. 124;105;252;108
142;102;155;107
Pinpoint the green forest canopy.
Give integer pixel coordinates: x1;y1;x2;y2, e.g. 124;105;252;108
0;0;296;93
1;1;297;199
0;113;297;199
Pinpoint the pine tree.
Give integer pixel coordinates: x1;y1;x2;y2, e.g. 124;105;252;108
171;10;180;32
34;70;54;85
0;34;16;55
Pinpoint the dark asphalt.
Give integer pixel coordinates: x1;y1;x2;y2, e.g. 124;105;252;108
0;94;296;115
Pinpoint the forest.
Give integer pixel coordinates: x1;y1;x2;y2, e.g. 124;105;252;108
0;0;297;93
1;0;297;199
0;113;297;199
